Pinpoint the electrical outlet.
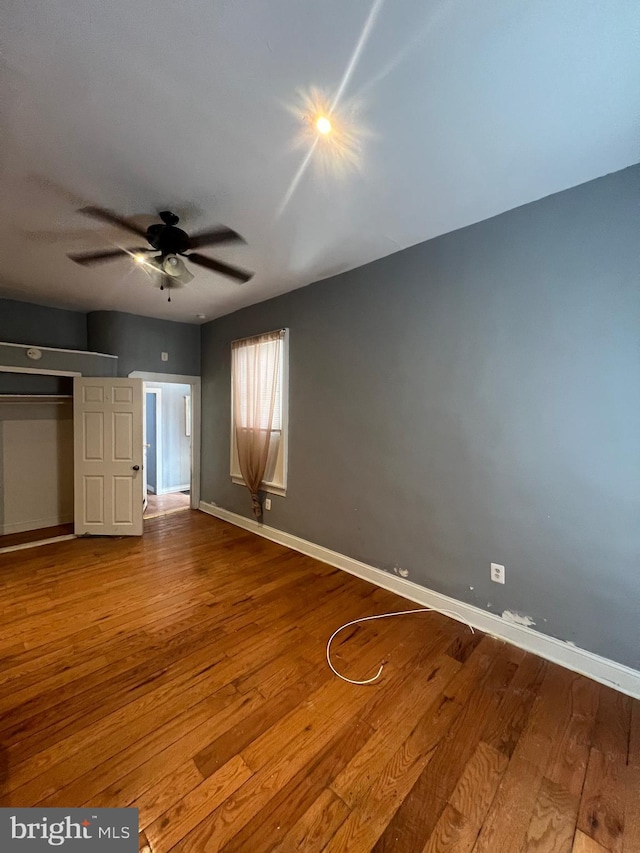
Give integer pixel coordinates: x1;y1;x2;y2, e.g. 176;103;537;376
491;563;505;584
264;498;272;511
161;352;168;362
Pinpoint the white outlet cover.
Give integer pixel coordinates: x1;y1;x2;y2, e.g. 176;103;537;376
161;352;169;362
491;563;506;584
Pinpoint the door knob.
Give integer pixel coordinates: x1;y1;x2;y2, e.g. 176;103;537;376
132;465;140;471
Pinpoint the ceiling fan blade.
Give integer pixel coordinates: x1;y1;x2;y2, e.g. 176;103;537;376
78;206;148;238
67;247;147;266
186;253;254;283
188;226;245;250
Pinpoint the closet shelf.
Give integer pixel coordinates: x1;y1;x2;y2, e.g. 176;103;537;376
0;395;72;403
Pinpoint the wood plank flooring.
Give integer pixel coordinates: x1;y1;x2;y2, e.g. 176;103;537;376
0;510;637;852
144;492;191;519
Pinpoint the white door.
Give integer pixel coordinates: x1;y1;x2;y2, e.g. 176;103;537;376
74;377;144;536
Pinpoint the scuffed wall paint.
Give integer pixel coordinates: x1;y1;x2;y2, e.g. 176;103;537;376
502;610;537;628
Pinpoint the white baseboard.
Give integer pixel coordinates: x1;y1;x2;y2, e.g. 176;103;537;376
0;515;73;536
199;501;640;700
0;534;76;555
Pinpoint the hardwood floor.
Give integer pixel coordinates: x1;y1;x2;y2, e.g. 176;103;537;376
0;510;637;852
144;492;191;519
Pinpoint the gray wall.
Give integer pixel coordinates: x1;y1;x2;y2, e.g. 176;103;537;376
0;298;90;393
0;298;88;349
0;301;200;378
200;163;640;669
0;374;73;395
88;311;200;377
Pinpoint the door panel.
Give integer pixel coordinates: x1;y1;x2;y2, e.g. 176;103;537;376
83;412;104;460
74;378;144;536
113;412;133;459
84;477;105;524
113;386;133;403
113;477;133;523
83;385;104;403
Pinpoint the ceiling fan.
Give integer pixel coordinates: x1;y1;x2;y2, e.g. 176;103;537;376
67;207;254;301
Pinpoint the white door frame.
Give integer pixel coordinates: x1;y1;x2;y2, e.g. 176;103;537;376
129;372;200;510
144;387;162;495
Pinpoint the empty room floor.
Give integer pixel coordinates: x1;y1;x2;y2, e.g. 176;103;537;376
0;511;637;852
144;491;191;519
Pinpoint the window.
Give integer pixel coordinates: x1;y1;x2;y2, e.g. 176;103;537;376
230;329;288;495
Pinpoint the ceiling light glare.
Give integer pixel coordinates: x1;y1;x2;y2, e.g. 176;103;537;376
315;115;332;135
133;253;146;264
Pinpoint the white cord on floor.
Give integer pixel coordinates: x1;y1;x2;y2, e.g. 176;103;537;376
326;607;475;685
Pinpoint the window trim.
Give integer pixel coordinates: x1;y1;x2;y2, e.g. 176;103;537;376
230;328;289;496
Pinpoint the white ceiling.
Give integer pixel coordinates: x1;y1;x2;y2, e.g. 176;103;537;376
1;0;638;324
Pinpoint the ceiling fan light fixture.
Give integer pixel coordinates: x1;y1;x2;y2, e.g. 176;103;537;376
162;254;194;284
144;256;163;273
163;254;182;276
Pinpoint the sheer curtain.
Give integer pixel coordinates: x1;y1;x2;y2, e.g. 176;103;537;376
231;330;283;518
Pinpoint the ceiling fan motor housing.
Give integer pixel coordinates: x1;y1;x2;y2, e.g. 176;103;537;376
145;222;190;255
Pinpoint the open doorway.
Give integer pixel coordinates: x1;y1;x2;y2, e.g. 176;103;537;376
143;381;192;519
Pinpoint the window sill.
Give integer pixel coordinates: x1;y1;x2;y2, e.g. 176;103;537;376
231;477;287;498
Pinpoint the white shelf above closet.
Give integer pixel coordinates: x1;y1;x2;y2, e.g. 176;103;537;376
0;395;72;403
